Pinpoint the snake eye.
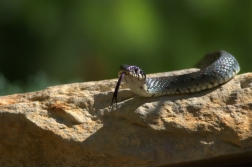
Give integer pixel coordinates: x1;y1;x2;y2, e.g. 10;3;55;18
134;68;138;74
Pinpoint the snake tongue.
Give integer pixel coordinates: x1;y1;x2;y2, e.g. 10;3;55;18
111;72;125;106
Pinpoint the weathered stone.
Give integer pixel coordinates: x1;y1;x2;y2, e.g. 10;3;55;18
0;69;252;167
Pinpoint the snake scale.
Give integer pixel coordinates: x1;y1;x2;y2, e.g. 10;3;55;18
111;50;240;105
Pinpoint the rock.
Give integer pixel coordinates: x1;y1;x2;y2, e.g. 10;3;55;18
0;69;252;167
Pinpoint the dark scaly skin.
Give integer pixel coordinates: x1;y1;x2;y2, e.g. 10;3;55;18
144;51;240;96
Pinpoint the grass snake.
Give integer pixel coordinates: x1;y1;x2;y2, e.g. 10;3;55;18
111;50;240;105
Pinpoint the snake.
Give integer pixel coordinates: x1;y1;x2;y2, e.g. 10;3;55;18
111;50;240;105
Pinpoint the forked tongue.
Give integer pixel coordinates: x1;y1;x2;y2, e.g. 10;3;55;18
111;72;125;106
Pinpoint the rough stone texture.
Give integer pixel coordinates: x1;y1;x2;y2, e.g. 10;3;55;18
0;69;252;167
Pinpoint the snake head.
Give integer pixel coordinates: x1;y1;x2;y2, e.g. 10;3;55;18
119;65;146;85
111;65;146;106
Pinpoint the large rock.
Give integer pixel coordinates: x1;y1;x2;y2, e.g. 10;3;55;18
0;69;252;167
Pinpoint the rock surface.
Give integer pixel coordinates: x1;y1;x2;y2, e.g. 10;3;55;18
0;69;252;167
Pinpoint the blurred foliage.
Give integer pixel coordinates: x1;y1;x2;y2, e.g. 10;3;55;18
0;0;251;95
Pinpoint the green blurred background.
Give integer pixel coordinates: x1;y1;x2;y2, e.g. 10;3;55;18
0;0;251;95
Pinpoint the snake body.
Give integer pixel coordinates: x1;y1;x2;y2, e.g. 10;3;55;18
111;51;240;104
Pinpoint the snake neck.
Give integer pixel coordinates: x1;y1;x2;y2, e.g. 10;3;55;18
123;79;153;97
124;77;170;97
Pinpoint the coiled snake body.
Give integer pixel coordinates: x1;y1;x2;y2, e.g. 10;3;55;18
111;51;240;105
